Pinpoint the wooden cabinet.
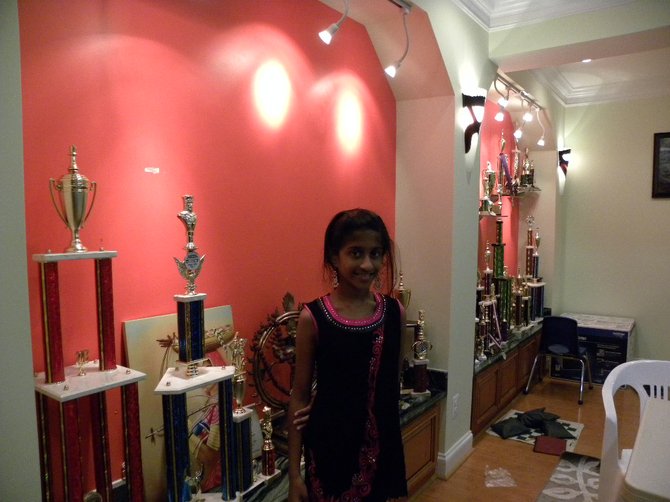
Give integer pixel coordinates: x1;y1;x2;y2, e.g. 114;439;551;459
471;328;541;435
402;403;441;497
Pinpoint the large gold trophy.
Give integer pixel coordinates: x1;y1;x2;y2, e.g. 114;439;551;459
49;145;97;252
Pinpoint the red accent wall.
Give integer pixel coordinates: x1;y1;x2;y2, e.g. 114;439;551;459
478;99;519;275
19;0;396;488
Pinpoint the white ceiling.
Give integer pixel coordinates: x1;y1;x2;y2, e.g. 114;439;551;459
454;0;670;106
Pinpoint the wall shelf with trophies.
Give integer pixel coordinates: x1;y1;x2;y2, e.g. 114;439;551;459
32;250;146;502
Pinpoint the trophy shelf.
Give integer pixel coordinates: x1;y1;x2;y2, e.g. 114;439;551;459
154;364;235;394
33;250;118;263
34;362;145;402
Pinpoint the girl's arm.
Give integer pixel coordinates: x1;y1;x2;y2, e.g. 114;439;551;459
287;307;318;502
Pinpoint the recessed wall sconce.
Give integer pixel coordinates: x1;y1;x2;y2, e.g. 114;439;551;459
536;107;545;147
463;93;486;153
318;0;350;45
559;149;571;175
384;1;412;78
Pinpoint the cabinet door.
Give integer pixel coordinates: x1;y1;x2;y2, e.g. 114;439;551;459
403;405;440;497
471;364;499;434
517;337;539;391
498;350;519;408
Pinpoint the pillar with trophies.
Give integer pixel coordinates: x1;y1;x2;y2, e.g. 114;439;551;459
34;145;146;502
524;216;545;320
154;195;235;501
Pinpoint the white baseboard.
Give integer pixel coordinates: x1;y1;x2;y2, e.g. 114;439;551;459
436;430;473;479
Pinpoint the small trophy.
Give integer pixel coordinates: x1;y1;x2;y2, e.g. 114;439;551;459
174;195;205;295
75;349;89;376
49;145;97;252
226;334;247;414
260;406;276;476
393;272;411;309
479;162;497;215
411;310;432;396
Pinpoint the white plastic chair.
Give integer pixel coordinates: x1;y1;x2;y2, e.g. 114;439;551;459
599;359;670;502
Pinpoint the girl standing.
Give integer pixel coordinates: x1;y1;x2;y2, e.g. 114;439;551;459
288;208;408;502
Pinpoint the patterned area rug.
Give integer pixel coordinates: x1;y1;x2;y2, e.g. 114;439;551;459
537;452;600;501
487;409;584;452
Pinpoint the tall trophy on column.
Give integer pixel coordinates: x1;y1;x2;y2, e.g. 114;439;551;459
411;310;432;396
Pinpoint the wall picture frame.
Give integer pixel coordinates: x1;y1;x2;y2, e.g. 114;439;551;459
652;132;670;198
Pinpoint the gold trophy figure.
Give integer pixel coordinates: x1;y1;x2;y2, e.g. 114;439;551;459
49;145;97;252
226;334;247;414
393;272;412;309
174;195;205;295
75;349;89;376
479;162;498;215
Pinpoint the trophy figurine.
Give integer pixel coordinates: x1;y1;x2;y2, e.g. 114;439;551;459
75;349;89;376
174;195;205;295
479;162;498;215
393;272;411;309
411;310;432;396
49;145;97;252
226;334;247;414
260;406;276;476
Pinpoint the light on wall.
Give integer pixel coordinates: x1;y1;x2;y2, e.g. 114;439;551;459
384;1;412;78
462;93;486;153
536;107;545;147
318;0;350;45
559;149;571;175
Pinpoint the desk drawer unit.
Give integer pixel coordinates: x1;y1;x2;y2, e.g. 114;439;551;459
551;313;635;384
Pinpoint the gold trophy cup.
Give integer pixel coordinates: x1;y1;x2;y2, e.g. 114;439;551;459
49;145;97;253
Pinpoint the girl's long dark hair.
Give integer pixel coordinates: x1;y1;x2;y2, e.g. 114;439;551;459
323;208;397;294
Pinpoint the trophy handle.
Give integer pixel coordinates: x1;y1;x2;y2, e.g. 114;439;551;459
84;181;97;225
48;178;69;226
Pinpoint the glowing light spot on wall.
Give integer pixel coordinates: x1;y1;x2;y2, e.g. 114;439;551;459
336;89;363;153
253;59;291;128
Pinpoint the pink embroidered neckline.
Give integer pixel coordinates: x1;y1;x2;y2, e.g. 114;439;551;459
322;292;383;327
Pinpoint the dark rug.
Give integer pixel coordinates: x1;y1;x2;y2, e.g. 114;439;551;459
537;452;600;501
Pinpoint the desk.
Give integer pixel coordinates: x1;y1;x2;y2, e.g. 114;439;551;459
621;398;670;501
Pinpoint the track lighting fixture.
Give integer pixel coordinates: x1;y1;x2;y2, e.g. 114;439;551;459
318;0;350;45
514;123;523;140
384;1;412;78
462;93;486;153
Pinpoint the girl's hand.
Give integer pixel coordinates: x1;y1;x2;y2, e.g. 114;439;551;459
293;400;312;431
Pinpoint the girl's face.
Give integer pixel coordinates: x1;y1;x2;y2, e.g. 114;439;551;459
332;229;385;294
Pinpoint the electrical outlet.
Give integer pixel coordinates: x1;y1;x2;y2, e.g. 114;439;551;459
452;393;460;418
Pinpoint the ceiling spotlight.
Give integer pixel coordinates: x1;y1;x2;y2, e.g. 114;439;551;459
384;3;412;78
318;0;350;45
537;136;545;147
495;105;505;122
514;124;523;139
522;103;533;123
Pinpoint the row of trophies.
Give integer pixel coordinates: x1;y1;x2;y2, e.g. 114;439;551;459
475;215;545;365
47;146;433;500
479;134;539;216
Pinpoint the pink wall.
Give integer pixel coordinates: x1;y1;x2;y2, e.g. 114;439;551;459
478;99;519;275
19;0;396;488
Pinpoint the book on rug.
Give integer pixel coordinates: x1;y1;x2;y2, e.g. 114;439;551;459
534;435;567;456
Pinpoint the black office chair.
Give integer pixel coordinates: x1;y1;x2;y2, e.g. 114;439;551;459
524;316;594;404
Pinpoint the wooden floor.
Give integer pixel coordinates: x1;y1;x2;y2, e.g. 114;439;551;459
412;377;642;502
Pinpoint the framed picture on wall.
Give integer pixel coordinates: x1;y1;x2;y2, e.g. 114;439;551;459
652;132;670;198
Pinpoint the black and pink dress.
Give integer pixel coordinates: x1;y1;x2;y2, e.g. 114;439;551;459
303;293;407;502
